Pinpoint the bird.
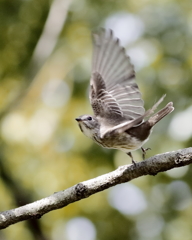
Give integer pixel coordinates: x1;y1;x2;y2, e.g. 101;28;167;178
75;29;174;164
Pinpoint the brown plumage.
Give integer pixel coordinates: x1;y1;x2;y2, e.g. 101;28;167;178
76;29;174;164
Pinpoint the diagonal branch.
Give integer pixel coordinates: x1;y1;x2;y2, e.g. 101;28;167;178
29;0;72;75
0;0;73;120
0;147;192;229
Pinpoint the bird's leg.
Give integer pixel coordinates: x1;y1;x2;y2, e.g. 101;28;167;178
127;152;136;165
141;147;151;160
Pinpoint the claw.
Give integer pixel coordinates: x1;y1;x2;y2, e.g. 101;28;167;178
141;147;151;160
127;152;136;165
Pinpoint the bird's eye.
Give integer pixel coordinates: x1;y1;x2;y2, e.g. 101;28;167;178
87;116;92;121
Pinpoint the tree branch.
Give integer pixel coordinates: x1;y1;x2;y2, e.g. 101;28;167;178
0;147;192;229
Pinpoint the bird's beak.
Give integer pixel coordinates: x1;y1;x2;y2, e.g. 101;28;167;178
75;118;81;122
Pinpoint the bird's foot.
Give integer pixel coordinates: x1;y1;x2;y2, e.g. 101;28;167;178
127;152;136;165
141;147;151;160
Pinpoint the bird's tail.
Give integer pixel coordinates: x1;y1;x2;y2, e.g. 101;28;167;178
148;102;174;126
113;96;174;134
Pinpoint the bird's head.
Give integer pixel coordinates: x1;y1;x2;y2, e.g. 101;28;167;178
75;115;99;138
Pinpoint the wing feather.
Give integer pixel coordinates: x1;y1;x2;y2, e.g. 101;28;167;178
90;29;145;124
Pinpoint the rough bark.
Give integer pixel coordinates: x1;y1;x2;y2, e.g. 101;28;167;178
0;147;192;229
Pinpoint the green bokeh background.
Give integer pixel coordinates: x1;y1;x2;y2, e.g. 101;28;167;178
0;0;192;239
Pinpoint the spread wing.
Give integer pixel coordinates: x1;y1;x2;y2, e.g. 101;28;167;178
89;29;145;125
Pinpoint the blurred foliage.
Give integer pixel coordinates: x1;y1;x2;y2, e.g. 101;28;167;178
0;0;192;239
